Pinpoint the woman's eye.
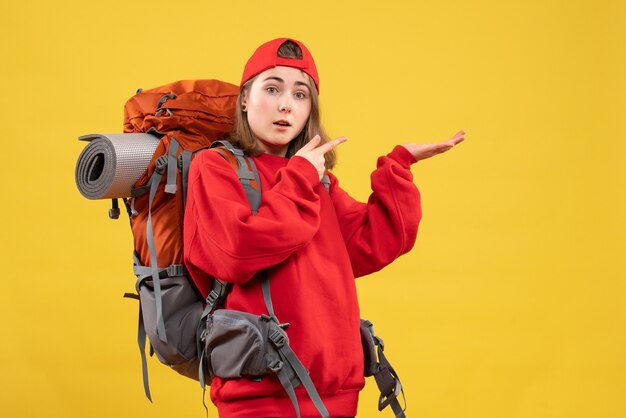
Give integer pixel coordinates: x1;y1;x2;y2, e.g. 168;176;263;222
295;92;306;99
266;87;278;94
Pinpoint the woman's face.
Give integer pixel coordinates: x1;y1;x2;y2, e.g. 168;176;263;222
243;66;312;157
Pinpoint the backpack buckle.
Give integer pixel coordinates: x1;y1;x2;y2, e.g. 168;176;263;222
206;289;220;308
269;329;287;348
268;359;284;372
167;265;184;277
154;155;168;175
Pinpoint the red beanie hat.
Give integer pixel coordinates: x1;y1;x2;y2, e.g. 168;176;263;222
240;38;320;92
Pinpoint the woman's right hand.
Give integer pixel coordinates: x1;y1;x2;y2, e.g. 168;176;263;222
295;135;348;181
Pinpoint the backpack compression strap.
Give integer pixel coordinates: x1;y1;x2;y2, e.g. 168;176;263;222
144;136;193;344
164;137;179;194
361;320;407;418
180;149;193;207
146;148;176;343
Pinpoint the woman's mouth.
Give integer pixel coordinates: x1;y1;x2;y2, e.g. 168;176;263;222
273;120;291;127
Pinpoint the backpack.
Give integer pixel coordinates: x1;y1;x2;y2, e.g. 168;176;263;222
76;79;406;417
120;80;241;400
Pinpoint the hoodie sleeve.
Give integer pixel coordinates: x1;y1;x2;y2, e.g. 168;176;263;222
329;145;422;278
184;150;322;287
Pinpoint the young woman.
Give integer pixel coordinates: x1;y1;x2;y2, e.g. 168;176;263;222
184;38;464;418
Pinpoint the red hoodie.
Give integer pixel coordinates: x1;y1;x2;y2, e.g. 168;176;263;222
184;145;421;417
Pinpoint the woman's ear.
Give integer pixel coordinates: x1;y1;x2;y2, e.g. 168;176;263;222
241;90;248;112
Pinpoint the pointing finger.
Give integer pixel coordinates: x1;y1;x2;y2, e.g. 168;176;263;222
300;135;321;152
315;136;348;154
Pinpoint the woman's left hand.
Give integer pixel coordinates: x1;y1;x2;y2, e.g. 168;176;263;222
403;130;466;161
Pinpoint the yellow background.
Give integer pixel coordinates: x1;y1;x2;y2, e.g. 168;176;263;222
1;0;624;417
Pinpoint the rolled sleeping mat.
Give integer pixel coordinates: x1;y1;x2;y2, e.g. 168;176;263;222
75;133;160;200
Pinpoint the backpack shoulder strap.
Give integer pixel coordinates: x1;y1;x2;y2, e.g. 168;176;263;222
321;174;330;193
195;140;263;333
209;140;262;214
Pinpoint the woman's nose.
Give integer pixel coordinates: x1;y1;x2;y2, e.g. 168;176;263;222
279;99;292;112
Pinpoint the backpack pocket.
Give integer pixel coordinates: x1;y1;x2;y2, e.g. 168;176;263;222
138;275;203;379
201;310;285;379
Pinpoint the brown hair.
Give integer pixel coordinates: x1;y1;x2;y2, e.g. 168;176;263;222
227;40;336;169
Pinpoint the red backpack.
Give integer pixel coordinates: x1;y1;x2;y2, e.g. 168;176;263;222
121;80;246;400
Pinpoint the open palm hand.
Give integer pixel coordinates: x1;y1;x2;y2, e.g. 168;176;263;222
402;130;466;161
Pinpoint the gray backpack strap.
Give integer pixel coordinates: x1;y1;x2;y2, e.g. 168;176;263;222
321;174;330;193
260;271;276;319
361;320;407;417
375;346;406;418
136;297;152;401
243;157;261;214
165;137;179;194
261;274;330;418
198;338;209;390
180;149;193;208
274;366;301;417
197;279;231;389
125;251;153;401
147;155;169;342
210;140;261;214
